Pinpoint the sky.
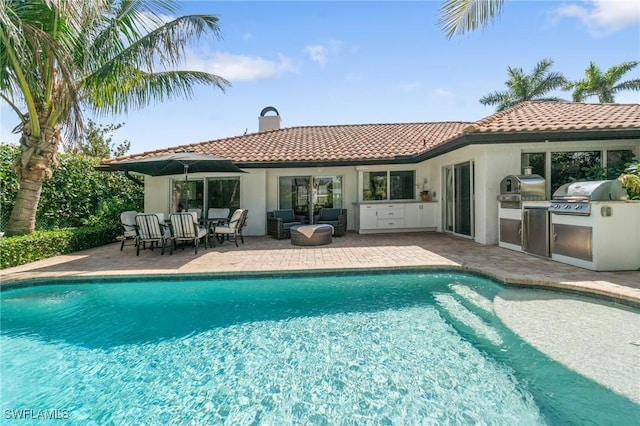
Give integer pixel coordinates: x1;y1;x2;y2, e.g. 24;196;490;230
1;0;639;155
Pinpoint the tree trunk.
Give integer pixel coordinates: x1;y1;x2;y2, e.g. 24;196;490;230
4;117;59;237
5;177;44;236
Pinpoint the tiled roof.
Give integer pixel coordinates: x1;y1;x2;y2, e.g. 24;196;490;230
105;101;640;166
107;122;472;165
470;101;640;133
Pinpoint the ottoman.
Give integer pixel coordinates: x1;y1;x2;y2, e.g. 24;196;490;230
290;224;333;246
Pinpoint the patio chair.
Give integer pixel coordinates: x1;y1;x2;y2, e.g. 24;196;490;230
211;209;247;247
314;208;347;236
170;212;208;254
266;209;303;239
207;208;230;225
188;208;203;223
135;213;173;256
119;210;138;251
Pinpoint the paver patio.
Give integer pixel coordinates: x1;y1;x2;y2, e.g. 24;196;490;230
2;232;639;307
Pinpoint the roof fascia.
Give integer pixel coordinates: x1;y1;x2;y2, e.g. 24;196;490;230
236;157;421;169
414;129;640;162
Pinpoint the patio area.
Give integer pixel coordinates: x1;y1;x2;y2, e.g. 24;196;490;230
2;231;639;307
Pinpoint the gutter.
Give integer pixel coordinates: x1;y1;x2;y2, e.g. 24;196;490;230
413;128;640;162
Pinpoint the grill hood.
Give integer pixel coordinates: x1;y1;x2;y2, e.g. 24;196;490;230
552;180;628;202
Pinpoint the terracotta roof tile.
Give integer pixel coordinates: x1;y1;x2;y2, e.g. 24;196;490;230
105;101;639;166
473;101;640;133
107;122;472;165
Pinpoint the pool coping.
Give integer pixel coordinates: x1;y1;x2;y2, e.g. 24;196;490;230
3;263;639;310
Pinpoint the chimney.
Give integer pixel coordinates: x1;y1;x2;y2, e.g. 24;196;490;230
258;106;281;132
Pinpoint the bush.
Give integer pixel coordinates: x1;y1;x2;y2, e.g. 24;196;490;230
1;144;143;231
0;225;119;269
618;161;640;200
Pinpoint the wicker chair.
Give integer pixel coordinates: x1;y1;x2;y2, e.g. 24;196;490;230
266;209;303;239
313;208;347;236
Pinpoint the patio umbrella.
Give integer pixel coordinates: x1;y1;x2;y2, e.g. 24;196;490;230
103;152;245;177
101;152;245;210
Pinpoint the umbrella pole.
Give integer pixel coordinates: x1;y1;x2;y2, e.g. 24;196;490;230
184;164;189;210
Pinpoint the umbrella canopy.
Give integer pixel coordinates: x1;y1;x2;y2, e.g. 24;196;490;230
102;152;245;176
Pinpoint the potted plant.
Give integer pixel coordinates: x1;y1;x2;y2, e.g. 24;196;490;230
417;178;430;201
618;161;640;200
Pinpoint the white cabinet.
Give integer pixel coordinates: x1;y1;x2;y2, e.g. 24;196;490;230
360;204;378;229
404;203;437;228
421;203;437;228
377;204;404;228
404;204;421;228
357;203;437;233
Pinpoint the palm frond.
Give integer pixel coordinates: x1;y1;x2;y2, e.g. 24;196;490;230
613;78;640;93
85;70;229;116
438;0;505;38
604;61;639;84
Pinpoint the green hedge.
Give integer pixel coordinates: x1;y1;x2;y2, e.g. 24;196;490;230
1;225;119;269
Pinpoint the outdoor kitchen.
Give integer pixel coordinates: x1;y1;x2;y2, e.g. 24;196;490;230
498;173;640;271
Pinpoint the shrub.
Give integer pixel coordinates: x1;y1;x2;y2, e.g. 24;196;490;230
618;161;640;200
0;225;119;269
1;144;143;231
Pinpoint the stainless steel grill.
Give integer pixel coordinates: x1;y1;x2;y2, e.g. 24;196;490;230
549;180;628;216
497;174;546;209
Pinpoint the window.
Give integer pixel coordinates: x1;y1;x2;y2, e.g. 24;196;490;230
390;171;415;200
362;170;415;201
551;151;602;193
207;177;241;211
363;171;387;201
172;179;204;212
521;153;545;178
606;150;635;179
522;149;636;195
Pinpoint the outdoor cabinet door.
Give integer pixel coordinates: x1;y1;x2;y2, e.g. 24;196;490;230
359;205;378;230
403;204;422;228
421;203;437;228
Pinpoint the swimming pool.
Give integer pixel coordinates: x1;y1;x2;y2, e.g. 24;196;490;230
1;271;638;424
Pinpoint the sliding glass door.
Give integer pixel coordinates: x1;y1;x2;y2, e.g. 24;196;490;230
279;175;343;223
443;161;474;237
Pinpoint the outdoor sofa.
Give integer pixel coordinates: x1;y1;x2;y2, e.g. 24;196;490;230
313;208;347;236
266;209;303;239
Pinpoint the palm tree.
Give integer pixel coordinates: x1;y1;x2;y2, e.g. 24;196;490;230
572;61;640;103
480;59;570;112
1;0;230;236
438;0;505;38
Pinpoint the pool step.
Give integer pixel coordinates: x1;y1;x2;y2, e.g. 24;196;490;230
434;293;503;346
449;284;494;315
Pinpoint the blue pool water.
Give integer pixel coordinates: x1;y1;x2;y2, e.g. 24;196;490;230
1;272;638;425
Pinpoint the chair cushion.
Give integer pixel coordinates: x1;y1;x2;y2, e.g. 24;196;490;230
320;209;341;221
282;221;302;229
274;209;295;222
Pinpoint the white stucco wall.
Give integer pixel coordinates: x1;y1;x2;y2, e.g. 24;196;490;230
139;137;639;242
142;170;267;236
421;138;640;245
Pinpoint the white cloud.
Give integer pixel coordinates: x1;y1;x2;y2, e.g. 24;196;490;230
552;0;640;37
182;50;296;81
304;45;328;66
304;39;345;67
